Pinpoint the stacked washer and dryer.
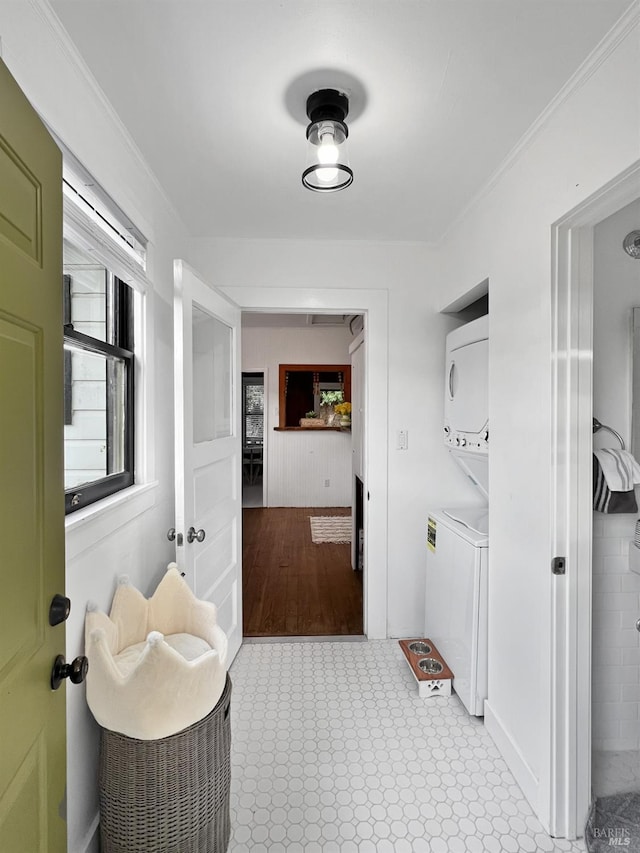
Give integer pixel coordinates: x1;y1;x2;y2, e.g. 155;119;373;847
425;315;489;717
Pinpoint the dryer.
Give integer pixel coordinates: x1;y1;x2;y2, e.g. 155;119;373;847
444;314;489;500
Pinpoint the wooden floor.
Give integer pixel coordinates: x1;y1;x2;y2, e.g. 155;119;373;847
242;507;363;637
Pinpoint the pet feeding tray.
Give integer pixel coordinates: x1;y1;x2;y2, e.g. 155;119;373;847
399;638;453;699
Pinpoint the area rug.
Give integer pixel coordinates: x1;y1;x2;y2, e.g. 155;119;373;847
309;516;352;544
585;792;640;852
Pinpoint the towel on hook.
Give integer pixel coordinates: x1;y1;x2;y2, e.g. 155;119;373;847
594;449;640;491
593;449;640;513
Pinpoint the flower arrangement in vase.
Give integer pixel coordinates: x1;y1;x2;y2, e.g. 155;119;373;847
334;401;352;426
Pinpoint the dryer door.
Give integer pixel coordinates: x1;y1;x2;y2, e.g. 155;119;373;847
445;336;488;446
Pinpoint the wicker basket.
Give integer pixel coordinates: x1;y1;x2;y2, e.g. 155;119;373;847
99;674;232;853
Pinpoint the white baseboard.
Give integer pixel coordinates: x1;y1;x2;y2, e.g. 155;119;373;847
484;701;540;822
74;812;100;853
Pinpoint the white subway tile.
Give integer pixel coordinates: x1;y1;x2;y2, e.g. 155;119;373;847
619;719;640;741
617;702;639;721
622;647;640;667
597;592;639;612
593;574;622;593
593;628;638;649
620;615;640;634
621;573;640;592
603;555;631;574
592;611;623;633
602;516;637;538
592;646;623;667
591;714;620;740
592;682;622;706
592;665;626;686
618;665;640;685
622;684;640;702
597;737;638;752
591;713;620;740
593;701;633;724
593;539;623;559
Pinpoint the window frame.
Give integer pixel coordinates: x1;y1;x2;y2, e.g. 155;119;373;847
60;156;148;516
63;271;135;514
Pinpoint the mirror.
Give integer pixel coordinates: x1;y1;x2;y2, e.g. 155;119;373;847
632;308;640;460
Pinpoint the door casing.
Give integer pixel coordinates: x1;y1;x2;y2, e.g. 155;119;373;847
225;287;389;639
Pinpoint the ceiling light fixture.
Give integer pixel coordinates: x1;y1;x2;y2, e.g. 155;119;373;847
623;230;640;259
302;88;353;193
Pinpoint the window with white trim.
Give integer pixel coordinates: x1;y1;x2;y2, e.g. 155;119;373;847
63;168;146;513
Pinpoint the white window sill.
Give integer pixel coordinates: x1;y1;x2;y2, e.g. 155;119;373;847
65;482;159;562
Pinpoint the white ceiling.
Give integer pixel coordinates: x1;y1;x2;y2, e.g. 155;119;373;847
242;312;359;328
50;0;632;244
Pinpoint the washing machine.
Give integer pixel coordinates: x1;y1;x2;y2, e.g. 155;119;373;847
425;507;488;716
426;314;489;716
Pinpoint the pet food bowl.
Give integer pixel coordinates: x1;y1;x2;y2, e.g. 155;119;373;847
408;641;432;655
418;658;443;675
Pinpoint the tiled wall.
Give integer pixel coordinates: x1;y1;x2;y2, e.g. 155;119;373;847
592;512;640;751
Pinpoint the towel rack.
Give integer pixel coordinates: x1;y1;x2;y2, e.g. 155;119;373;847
593;417;625;450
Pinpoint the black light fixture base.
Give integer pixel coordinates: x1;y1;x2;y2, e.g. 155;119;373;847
302;87;353;192
306;89;350;126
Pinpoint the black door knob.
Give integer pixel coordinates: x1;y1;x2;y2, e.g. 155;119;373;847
51;655;89;690
49;593;71;626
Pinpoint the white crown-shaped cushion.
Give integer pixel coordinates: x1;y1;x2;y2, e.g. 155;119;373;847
85;564;228;740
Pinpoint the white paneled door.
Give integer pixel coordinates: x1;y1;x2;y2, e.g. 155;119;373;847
173;261;242;663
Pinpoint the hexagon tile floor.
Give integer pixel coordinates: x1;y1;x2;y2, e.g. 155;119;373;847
228;639;587;852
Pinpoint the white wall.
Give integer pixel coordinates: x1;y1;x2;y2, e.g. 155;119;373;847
0;5;190;851
432;10;640;828
242;324;353;506
5;0;638;845
190;238;481;637
592;200;640;754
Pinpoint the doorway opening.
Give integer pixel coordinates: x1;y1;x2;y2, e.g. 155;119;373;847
239;310;365;638
551;160;640;839
242;372;264;508
586;196;640;849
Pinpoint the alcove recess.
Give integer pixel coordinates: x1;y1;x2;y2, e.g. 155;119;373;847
275;363;351;431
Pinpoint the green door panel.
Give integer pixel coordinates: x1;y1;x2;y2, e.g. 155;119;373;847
0;58;65;853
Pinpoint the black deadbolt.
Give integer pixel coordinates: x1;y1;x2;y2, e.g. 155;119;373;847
49;593;71;626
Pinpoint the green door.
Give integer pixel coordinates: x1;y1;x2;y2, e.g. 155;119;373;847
0;59;66;851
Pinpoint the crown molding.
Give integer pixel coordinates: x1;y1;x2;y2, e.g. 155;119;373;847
438;0;640;247
28;0;187;239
